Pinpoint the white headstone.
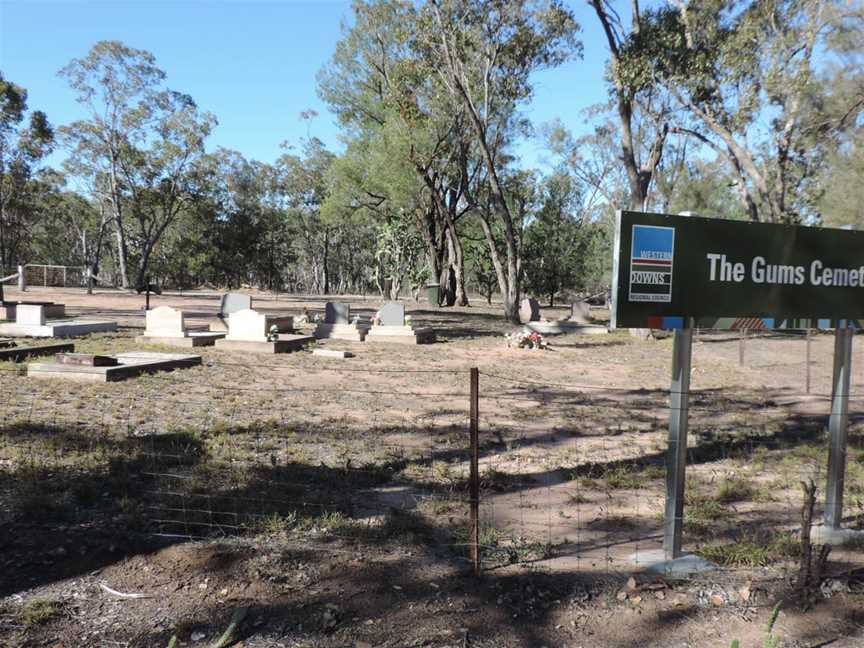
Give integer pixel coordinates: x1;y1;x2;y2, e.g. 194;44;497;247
226;308;268;341
379;302;405;327
145;306;185;337
17;304;45;326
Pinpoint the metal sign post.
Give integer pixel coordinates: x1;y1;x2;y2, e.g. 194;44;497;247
664;326;693;560
824;326;854;529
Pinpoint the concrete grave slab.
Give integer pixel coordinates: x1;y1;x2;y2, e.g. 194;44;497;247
216;333;314;354
524;321;608;336
0;342;75;362
28;351;201;383
137;306;225;347
0;301;65;321
0;316;117;338
17;304;45;326
312;349;354;359
54;353;117;366
316;303;367;341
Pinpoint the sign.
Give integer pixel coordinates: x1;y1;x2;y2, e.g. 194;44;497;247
611;210;864;330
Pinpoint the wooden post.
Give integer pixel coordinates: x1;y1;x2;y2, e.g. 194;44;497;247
145;277;151;311
738;329;746;366
805;329;812;394
18;265;25;292
469;367;480;575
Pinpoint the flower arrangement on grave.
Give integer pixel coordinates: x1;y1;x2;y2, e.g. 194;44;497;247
505;329;545;350
404;315;412;325
372;311;381;326
267;324;279;342
352;315;361;325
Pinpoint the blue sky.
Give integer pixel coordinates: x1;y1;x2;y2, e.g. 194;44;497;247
1;0;615;171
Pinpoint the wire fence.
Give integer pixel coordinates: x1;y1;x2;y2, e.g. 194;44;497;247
0;335;862;581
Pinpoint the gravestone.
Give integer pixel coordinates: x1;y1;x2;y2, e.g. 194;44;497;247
379;302;405;326
145;306;185;337
325;302;350;324
226;308;268;342
17;304;46;326
518;298;541;324
220;293;252;318
570;301;591;324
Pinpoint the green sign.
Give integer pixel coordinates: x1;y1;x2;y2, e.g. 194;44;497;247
611;210;864;330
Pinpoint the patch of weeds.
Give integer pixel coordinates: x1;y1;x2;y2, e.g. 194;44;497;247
684;499;730;537
468;525;554;565
699;531;799;567
21;599;60;628
568;491;590;504
604;465;643;490
639;463;666;480
716;476;757;503
419;493;465;516
256;511;298;534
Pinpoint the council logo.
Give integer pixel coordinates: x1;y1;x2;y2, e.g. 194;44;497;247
630;225;675;302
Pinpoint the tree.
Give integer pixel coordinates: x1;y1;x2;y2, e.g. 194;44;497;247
0;73;53;278
523;172;584;306
648;0;864;223
273;138;336;294
419;0;581;322
588;0;672;211
59;40;215;287
318;0;474;307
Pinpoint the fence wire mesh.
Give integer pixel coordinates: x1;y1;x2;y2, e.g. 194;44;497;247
0;329;862;583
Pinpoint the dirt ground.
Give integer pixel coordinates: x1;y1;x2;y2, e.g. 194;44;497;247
1;287;863;647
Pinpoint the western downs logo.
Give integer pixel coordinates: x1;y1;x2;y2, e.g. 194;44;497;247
630;225;675;302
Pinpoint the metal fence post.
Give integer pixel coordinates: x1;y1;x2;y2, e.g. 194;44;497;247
825;326;854;529
469;367;480;575
664;326;693;560
805;329;812;394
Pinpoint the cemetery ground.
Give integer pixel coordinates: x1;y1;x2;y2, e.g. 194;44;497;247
1;288;863;647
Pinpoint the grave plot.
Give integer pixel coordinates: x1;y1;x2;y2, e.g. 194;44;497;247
0;304;117;338
27;351;201;382
215;308;312;353
135;305;225;347
366;302;435;344
0;341;75;362
0;300;65;320
520;298;609;336
314;302;369;341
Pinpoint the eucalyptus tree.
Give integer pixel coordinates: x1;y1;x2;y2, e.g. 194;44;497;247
642;0;864;223
319;0;475;306
419;0;581;322
59;41;215;287
0;73;53;277
587;0;673;211
273;138;337;294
